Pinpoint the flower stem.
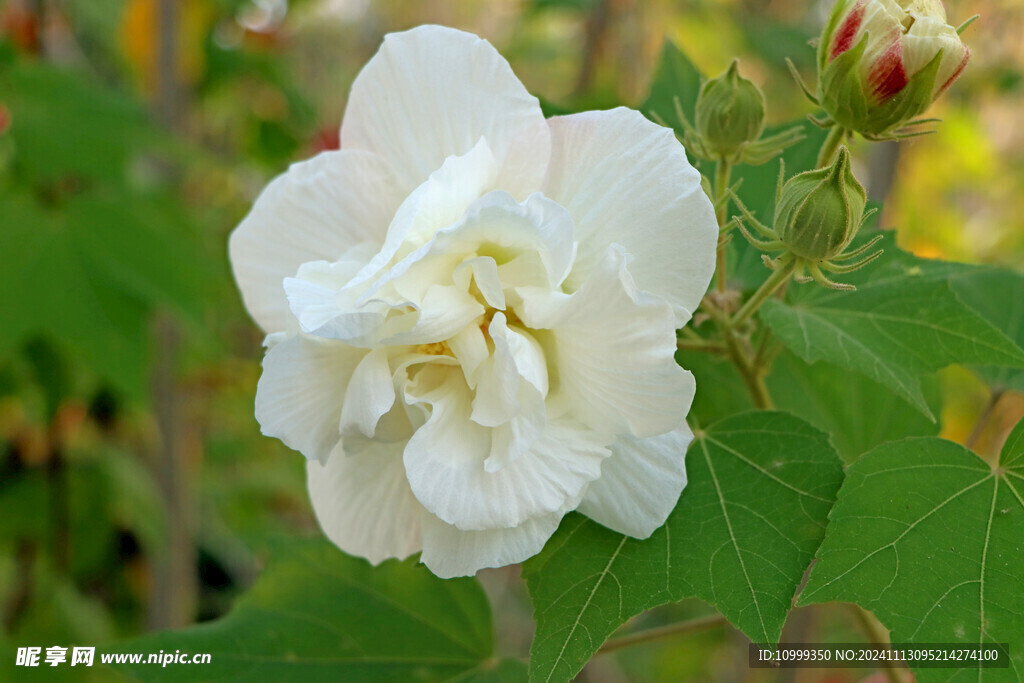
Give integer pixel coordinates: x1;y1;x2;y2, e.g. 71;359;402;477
725;332;774;409
676;337;727;354
849;604;907;683
817;125;847;167
714;158;733;292
731;258;797;327
597;614;728;655
964;388;1006;453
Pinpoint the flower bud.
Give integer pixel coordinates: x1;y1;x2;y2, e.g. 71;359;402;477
694;60;766;159
817;0;970;137
774;147;866;261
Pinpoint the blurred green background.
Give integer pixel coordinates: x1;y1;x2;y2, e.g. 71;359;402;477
0;0;1021;680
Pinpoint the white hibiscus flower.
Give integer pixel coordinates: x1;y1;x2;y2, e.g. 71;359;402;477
229;25;717;578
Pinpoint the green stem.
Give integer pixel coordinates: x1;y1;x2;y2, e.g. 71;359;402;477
597;614;728;655
849;605;906;683
731;258;797;327
676;338;727;354
817;125;847;167
714;158;733;292
725;332;774;409
964;389;1006;454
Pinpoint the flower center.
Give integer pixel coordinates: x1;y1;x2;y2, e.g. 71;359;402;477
415;341;453;356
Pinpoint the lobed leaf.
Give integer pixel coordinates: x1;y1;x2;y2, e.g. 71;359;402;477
945;268;1024;393
760;253;1024;419
768;349;941;462
800;418;1024;681
0;188;209;398
524;411;843;682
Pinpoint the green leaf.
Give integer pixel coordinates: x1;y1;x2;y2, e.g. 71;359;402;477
799;419;1024;681
768;349;941;462
760;247;1024;419
738;17;815;71
104;539;515;682
0;191;149;396
640;40;703;139
66;193;209;323
0;185;210;397
852;242;1024;391
0;61;160;182
524;411;843;683
675;349;751;425
946;267;1024;392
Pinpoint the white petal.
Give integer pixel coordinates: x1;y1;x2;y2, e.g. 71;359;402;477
471;314;528;426
448;323;490;387
419;508;563;579
496;319;548;397
363;189;575;312
542;108;717;323
454;256;505;310
255;334;363;463
377;285;484;346
578;424;693;538
307;440;424;565
347;139;499;296
339;348;395;439
284;258;388;344
518;244;696;439
229;150;402;334
471;314;548;431
485;402;545;474
341;25;550;198
902;16;969;97
437;191;576;289
403;370;608;530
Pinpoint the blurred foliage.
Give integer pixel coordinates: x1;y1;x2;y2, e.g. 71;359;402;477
0;0;1021;681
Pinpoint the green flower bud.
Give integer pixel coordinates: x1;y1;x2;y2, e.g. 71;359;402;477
694;60;765;160
774;147;867;261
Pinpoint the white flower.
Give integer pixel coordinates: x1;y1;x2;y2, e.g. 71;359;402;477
229;25;717;578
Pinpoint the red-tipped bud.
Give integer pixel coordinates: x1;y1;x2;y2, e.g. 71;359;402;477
817;0;970;137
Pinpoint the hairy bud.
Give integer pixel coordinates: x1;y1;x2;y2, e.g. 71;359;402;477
775;147;867;261
694;60;766;160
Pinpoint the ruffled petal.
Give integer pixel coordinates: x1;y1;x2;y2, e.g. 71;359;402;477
542;108;716;323
341;25;550;199
518;244;696;439
471;313;547;427
454;256;505;310
307;440;424;566
229;150;402;334
284;256;388;345
339;348;395;439
435;191;575;289
419;508;564;579
254;334;364;463
403;367;608;530
578;424;693;538
352;137;500;292
377;285;485;346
